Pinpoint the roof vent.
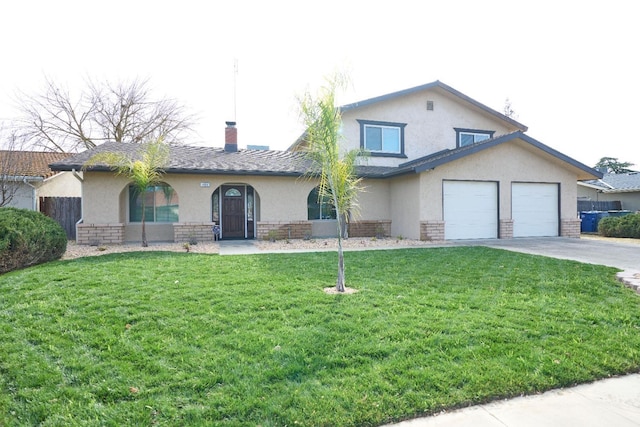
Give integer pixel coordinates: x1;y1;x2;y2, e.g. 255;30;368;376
426;100;434;111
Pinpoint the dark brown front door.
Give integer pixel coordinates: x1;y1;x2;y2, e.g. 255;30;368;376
222;186;245;238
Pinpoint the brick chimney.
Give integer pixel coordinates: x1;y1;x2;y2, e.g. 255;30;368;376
224;121;237;152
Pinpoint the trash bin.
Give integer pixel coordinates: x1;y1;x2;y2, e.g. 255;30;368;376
607;210;632;217
580;211;598;232
580;211;611;233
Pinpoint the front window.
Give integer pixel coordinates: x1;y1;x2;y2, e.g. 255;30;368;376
307;187;336;220
212;188;220;223
129;183;179;222
357;119;406;157
454;128;494;147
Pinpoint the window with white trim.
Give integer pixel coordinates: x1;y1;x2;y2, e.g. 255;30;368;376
357;119;406;157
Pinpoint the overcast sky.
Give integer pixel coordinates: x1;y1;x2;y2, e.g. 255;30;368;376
1;0;638;168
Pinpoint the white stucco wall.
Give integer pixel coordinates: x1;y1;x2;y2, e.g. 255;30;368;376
38;172;82;198
82;172;319;225
355;179;391;221
5;182;36;210
418;141;579;221
341;88;520;168
389;175;421;239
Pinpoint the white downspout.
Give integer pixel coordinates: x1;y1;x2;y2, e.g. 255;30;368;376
72;169;85;241
22;177;37;211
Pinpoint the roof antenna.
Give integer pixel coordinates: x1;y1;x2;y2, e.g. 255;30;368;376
233;58;238;122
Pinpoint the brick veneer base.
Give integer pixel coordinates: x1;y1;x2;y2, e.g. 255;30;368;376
77;223;125;245
174;222;216;243
348;220;392;238
420;221;445;241
561;218;581;238
500;219;514;239
257;221;313;240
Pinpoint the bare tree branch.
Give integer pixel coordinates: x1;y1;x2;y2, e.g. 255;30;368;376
14;76;196;152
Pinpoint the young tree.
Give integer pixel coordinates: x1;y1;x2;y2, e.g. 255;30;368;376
15;77;195;153
594;157;635;174
299;75;365;292
84;138;169;247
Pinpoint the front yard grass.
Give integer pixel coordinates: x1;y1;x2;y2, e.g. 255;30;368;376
1;246;639;426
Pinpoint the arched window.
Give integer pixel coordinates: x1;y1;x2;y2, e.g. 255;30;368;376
307;187;336;220
129;183;179;223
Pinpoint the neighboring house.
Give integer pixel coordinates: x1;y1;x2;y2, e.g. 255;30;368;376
50;81;601;245
0;150;81;210
578;172;640;212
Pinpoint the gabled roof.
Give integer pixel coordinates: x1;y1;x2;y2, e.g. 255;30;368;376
0;150;72;180
339;80;528;131
289;80;529;151
377;131;602;180
579;172;640;193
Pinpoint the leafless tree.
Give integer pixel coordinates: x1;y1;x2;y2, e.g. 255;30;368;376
15;77;196;152
0;127;30;207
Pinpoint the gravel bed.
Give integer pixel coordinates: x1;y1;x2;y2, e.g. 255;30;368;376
62;237;440;260
61;235;639;261
254;237;443;251
62;241;220;260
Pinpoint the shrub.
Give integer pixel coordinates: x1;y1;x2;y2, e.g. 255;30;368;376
0;207;67;274
598;213;640;238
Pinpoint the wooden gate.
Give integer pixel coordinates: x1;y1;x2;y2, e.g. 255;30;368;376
40;197;82;240
577;200;622;212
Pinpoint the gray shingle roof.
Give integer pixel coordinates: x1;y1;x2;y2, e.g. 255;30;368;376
582;172;640;192
49;142;395;178
50;142;314;176
50;131;603;181
387;131;602;180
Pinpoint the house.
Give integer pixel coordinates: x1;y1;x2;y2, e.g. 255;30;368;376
578;172;640;212
49;81;601;245
0;150;81;210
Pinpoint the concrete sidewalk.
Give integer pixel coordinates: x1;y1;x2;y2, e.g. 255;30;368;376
218;240;262;255
384;374;640;427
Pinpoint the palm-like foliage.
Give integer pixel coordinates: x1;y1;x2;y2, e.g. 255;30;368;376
300;75;365;292
83;138;169;247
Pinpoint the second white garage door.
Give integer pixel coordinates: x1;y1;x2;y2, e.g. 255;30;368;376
443;180;498;239
512;183;559;237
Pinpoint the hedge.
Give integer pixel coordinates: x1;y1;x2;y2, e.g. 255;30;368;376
0;207;67;274
598;213;640;238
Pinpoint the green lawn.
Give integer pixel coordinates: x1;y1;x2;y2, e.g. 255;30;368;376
1;247;639;426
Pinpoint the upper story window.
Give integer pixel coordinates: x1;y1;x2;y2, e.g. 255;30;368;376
357;119;407;157
129;183;179;223
454;128;495;148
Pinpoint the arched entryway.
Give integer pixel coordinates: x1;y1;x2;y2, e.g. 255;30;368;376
212;184;258;240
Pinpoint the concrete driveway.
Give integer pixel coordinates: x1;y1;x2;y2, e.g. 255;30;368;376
451;235;640;271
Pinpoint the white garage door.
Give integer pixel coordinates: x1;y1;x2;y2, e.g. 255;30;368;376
443;181;498;240
512;183;559;237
